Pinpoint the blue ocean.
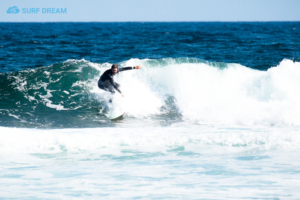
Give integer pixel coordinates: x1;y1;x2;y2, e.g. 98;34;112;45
1;22;300;199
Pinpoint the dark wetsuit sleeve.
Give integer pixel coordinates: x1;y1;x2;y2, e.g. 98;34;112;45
118;66;135;72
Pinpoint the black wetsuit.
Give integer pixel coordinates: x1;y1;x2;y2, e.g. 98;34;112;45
98;67;135;94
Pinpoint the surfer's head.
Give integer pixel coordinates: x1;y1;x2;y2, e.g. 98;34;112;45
111;64;118;74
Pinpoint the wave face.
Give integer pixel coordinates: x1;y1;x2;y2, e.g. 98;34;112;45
0;58;300;128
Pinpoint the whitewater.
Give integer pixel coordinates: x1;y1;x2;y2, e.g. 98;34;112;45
1;58;300;127
1;58;300;199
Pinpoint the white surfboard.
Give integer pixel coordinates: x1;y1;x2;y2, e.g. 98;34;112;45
104;95;125;120
105;107;125;120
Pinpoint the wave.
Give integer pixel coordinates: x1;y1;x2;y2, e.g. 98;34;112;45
0;58;300;127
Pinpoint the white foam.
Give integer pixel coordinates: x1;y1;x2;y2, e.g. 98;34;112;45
0;126;299;155
100;59;300;126
8;113;20;119
39;89;67;110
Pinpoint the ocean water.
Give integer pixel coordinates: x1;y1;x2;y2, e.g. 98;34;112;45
0;22;300;199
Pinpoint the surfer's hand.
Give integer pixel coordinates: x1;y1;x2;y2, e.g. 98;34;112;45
135;65;141;69
122;94;125;97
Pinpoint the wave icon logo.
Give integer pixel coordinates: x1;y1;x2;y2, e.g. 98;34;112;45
7;6;20;14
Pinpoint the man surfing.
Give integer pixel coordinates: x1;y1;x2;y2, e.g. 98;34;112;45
98;64;141;100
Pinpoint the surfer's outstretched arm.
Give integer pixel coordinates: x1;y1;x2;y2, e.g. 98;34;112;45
118;65;142;72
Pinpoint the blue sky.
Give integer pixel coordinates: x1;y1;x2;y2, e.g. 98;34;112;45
1;0;300;22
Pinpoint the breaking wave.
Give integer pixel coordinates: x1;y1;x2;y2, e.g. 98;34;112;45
0;58;300;128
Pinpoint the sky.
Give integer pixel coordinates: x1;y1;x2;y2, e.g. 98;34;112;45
1;0;300;22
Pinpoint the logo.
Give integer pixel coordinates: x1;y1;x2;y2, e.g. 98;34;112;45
7;6;20;14
6;6;67;14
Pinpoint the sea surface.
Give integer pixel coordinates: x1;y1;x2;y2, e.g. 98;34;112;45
0;22;300;199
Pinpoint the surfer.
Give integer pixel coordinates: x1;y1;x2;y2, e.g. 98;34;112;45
98;64;141;98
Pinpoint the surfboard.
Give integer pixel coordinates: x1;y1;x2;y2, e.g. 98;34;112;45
105;108;125;120
104;96;125;120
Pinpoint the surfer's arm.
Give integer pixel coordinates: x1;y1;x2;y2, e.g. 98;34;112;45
108;76;122;94
114;86;122;94
118;65;141;72
112;82;122;94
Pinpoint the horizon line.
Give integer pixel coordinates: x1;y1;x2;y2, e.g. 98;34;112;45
1;21;300;23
